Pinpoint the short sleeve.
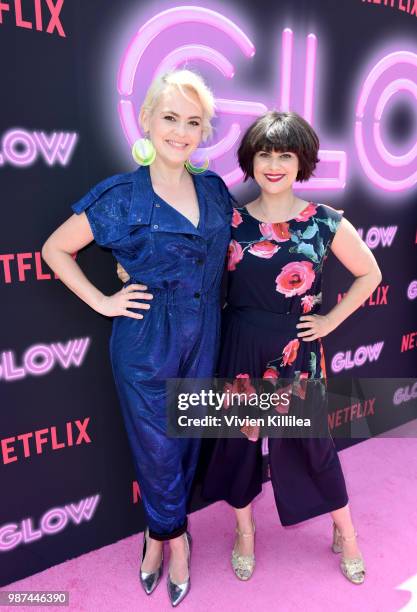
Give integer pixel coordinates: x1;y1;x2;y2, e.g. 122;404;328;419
321;204;344;252
71;174;134;247
204;170;237;222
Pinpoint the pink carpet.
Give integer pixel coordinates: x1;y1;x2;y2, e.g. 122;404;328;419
5;435;417;612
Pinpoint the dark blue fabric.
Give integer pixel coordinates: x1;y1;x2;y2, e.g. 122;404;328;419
72;165;233;538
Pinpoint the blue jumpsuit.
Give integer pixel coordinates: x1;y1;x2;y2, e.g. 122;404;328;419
71;165;233;540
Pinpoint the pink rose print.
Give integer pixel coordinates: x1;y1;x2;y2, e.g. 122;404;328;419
248;240;280;259
231;208;243;228
222;382;234;409
227;239;244;271
260;221;291;242
223;374;259;441
294;372;309;400
275;261;315;297
223;374;255;404
275;382;291;414
240;421;260;442
301;294;315;313
263;367;279;379
234;373;256;395
294;202;317;222
319;339;327;379
282;338;300;366
222;375;252;409
275;401;290;414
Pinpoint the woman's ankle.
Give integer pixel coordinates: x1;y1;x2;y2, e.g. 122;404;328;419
169;533;187;551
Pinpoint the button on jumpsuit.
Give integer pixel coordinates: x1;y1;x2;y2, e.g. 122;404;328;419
71;165;233;540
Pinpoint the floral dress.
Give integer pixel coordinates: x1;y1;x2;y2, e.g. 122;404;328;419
202;202;349;526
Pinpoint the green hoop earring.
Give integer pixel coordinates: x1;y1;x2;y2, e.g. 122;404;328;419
184;157;210;174
132;138;156;166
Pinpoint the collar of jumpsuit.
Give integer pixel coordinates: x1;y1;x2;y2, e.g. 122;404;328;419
127;164;229;240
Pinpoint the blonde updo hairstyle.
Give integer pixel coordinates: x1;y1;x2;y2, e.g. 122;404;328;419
139;69;215;141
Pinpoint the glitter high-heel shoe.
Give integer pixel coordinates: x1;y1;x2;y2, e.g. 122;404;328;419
332;522;366;585
167;531;192;607
139;527;164;595
231;519;256;581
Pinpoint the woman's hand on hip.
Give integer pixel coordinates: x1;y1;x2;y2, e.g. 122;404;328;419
296;314;335;341
96;284;153;319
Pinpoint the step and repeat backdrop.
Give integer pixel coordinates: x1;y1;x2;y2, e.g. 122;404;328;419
1;0;416;586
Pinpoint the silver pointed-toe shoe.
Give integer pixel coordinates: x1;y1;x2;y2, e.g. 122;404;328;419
167;531;192;607
140;527;164;595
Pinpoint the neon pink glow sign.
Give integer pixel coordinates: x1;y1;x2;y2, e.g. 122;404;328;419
117;5;417;193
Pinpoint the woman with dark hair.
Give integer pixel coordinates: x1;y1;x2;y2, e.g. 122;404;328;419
201;111;380;585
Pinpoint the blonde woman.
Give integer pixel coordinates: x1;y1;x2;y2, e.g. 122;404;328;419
42;70;234;607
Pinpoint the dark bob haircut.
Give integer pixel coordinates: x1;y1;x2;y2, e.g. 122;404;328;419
237;111;320;182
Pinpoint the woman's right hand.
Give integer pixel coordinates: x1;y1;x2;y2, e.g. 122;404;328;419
96;284;153;319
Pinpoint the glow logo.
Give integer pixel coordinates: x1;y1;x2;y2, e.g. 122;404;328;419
407;280;417;299
0;495;100;552
331;341;384;372
0;338;91;382
356;226;398;248
0;129;78;167
117;5;417;194
393;381;417;405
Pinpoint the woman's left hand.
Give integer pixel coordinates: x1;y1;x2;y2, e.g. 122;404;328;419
296;314;335;341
